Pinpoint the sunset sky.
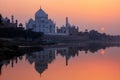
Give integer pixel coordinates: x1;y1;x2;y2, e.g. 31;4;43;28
0;0;120;35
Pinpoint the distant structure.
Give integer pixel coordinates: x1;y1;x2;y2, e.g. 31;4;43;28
26;7;56;35
19;23;23;27
26;8;79;35
57;17;79;35
11;15;14;23
0;14;18;28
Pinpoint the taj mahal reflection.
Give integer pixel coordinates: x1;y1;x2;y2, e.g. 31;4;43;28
0;46;105;76
24;47;82;75
0;43;120;76
26;48;56;75
26;48;71;75
25;46;100;75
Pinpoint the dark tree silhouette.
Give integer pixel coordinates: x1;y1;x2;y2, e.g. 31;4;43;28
0;14;3;25
0;27;43;39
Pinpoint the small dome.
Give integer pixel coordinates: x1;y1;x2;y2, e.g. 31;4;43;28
28;18;34;23
5;17;9;21
19;23;23;27
35;8;48;18
35;63;47;75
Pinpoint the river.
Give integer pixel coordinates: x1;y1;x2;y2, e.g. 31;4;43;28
0;45;120;80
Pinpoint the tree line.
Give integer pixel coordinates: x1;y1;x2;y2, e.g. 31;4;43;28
78;29;120;41
0;27;43;40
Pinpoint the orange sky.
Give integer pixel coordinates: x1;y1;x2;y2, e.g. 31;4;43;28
0;0;120;34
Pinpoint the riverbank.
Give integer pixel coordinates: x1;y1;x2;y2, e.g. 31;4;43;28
1;37;120;47
1;38;120;51
1;37;120;63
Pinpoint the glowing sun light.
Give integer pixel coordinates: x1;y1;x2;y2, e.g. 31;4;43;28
100;27;105;33
101;27;105;31
100;49;105;55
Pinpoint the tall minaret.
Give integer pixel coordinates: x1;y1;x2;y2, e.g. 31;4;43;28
66;17;69;35
11;15;14;23
66;17;69;27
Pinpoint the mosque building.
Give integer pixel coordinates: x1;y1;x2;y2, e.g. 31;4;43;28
26;7;56;35
26;7;79;35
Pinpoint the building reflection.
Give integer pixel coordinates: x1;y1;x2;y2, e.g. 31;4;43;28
26;48;56;75
56;47;79;66
0;43;120;76
0;46;111;76
26;47;83;75
0;56;23;75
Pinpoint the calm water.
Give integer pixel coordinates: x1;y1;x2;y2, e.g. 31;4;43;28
0;46;120;80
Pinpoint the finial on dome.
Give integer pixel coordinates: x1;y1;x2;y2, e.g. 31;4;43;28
40;5;41;9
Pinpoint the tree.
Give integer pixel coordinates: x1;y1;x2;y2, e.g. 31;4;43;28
89;30;101;40
0;14;2;25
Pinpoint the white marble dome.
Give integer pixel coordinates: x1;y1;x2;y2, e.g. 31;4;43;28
35;8;48;18
26;8;56;35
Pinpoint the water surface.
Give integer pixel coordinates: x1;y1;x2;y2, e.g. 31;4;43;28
0;46;120;80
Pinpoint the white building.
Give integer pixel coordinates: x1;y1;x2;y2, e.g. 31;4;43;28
26;8;56;35
26;8;78;35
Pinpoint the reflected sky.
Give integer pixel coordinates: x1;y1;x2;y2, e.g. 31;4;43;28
0;46;120;80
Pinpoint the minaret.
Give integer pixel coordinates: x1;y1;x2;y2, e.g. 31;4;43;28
11;15;14;23
40;5;41;9
66;17;69;35
15;20;18;27
66;55;68;66
11;59;14;68
66;17;69;27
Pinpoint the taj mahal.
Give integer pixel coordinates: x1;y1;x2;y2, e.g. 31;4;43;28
26;7;79;35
